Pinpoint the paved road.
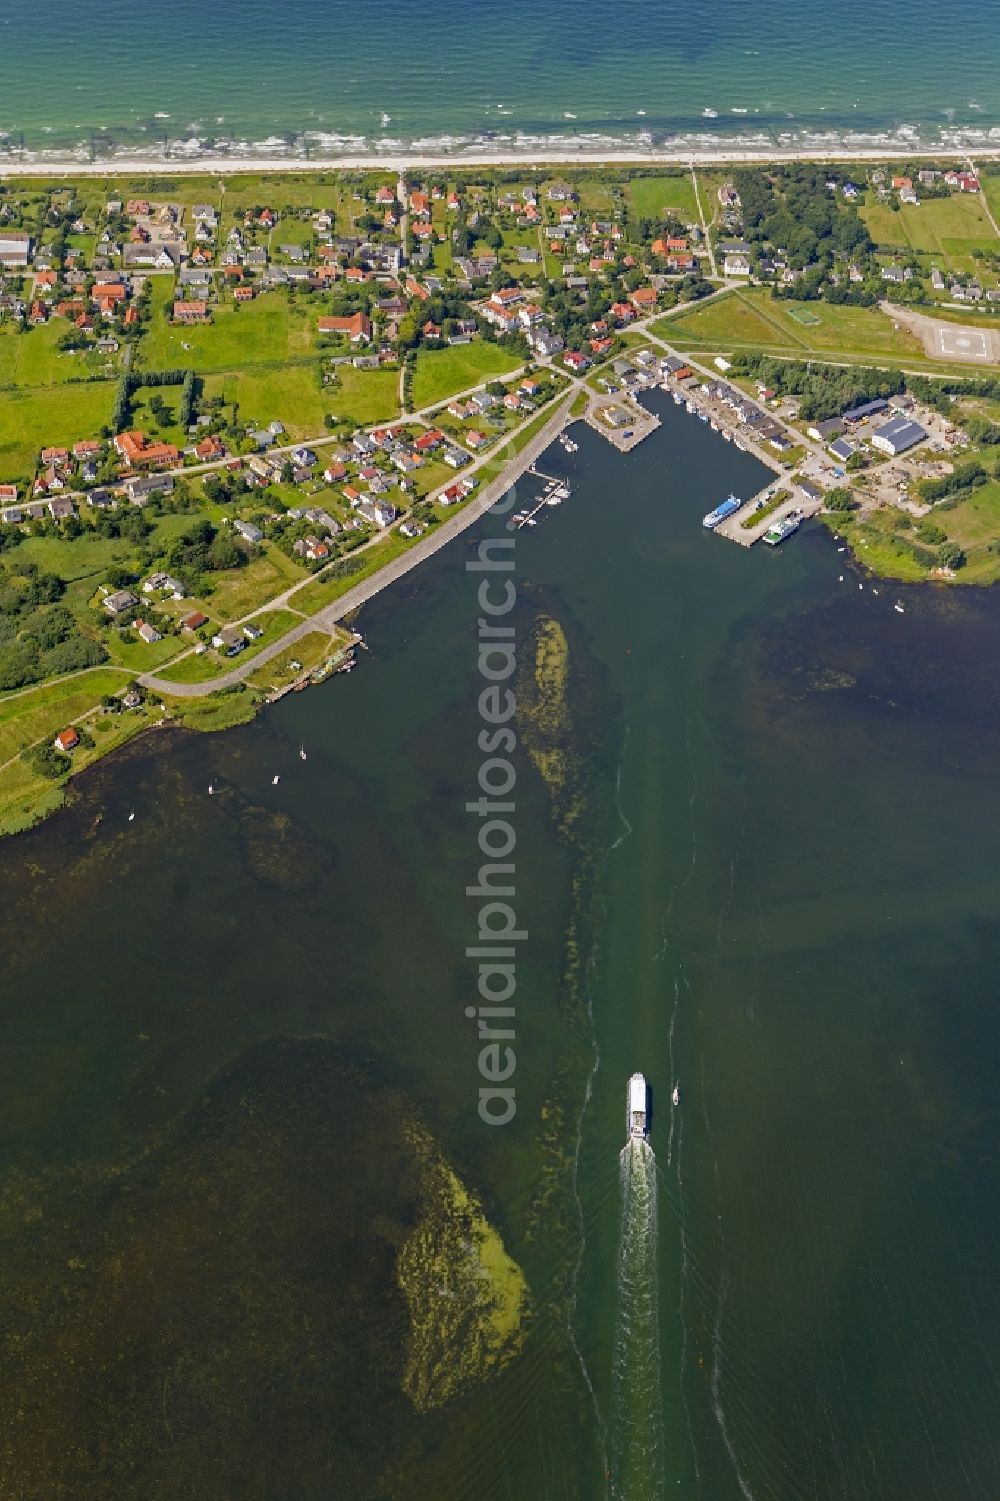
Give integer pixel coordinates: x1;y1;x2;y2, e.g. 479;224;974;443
140;392;577;697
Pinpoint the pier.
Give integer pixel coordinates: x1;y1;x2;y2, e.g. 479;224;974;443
585;392;661;453
512;472;572;529
715;487;824;546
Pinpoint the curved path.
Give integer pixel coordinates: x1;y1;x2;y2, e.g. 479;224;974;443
140;392;576;697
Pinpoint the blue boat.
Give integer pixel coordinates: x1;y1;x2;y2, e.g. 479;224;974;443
702;493;741;529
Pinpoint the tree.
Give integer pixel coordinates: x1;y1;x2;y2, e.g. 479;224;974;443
938;542;966;570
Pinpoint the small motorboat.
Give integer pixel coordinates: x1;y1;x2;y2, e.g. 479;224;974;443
299;746;307;761
208;783;215;795
127;811;135;823
272;774;281;786
894;603;905;614
671;1084;680;1107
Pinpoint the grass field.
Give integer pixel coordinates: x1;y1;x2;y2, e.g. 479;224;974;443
863;193;998;269
662;293;805;352
246;631;335;692
192;546;304;622
661;289;924;362
411;342;522;409
293;528;417;615
0;668;132;766
926;480;1000;583
0;380;116;481
625;174;699;224
138;284;316;373
215;361;399;434
157;607;302;682
0;319;124;388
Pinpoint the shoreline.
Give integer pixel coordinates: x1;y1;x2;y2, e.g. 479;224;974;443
2;144;1000;178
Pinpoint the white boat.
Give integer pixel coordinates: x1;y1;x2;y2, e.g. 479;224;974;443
894;603;905;614
671;1084;680;1107
627;1073;647;1140
272;774;281;786
299;746;307;761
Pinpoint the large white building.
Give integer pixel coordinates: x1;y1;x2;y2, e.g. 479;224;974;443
871;416;928;457
0;230;31;269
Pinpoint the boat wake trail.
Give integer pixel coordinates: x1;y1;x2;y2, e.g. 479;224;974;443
610;1138;664;1501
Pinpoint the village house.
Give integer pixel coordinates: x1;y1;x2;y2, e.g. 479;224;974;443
103;588;139;616
173;300;210;324
318;311;372;343
133;618;163;645
213;625;245;656
123;473;174;504
143;571;186;597
54;727;80;753
114;431;180;470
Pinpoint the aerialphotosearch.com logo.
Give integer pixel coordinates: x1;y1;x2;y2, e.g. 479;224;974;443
465;484;522;1126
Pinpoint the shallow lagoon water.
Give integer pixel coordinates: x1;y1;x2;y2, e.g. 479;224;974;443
2;398;1000;1496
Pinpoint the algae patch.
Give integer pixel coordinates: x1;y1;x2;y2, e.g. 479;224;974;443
396;1123;528;1412
516;614;583;832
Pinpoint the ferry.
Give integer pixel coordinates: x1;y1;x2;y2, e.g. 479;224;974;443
763;512;801;546
628;1073;648;1140
703;493;742;529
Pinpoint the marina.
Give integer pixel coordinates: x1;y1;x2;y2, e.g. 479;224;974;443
512;474;573;529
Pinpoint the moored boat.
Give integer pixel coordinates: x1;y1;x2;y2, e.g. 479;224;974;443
703;493;741;529
763;512;801;546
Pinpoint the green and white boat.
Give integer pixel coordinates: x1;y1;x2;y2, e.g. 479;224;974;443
763;512;801;546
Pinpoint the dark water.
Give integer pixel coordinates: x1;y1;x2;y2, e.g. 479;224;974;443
1;0;999;154
3;395;1000;1498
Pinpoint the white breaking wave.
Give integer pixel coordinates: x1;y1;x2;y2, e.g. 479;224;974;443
610;1138;664;1500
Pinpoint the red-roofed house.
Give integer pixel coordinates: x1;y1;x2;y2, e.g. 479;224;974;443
113;430;179;469
173;300;210;324
318;311;372;343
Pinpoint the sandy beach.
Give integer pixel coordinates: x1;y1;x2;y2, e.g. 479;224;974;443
0;143;998;179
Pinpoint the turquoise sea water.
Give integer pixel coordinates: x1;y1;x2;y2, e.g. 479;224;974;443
2;0;1000;158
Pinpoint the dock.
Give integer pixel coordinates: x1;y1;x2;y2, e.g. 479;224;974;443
512;474;572;530
585;392;661;452
715;487;824;546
